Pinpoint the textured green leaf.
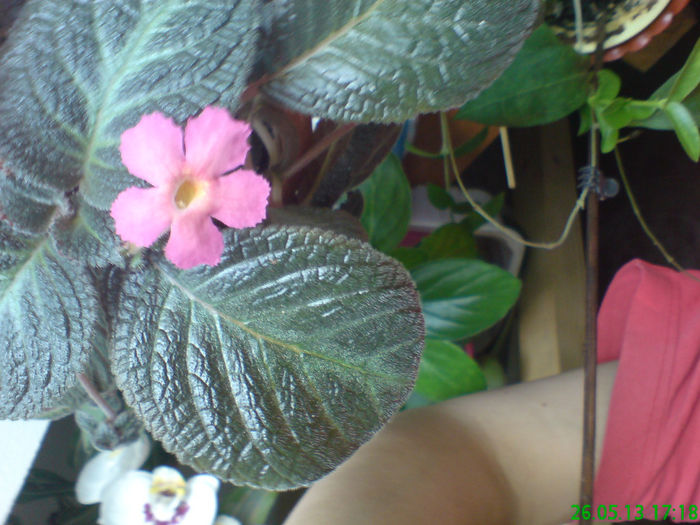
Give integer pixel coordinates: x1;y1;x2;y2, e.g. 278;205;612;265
665;101;700;161
0;169;63;234
0;222;100;419
265;207;368;241
257;0;541;122
112;225;424;489
359;154;411;253
50;196;125;268
0;0;259;212
407;339;485;408
412;258;521;341
456;24;591;126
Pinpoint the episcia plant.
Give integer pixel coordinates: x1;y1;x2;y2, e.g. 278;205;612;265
0;0;541;494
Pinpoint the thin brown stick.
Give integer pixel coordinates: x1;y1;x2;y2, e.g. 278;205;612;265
280;123;357;182
580;123;600;525
499;127;516;189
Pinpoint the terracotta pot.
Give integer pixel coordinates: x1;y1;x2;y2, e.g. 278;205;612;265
546;0;692;61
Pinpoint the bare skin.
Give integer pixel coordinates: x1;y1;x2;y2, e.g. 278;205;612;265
284;362;618;525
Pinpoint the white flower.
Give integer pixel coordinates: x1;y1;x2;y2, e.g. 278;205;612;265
98;466;220;525
214;516;243;525
76;433;151;505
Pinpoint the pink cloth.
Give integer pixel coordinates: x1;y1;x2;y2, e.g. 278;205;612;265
594;260;700;521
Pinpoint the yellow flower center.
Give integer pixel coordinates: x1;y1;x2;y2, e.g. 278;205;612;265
174;179;204;210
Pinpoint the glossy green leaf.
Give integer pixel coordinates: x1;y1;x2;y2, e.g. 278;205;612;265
667;38;700;102
257;0;541;122
411;339;486;403
359;154;412;253
0;222;100;419
456;24;590;126
634;65;700;131
665;101;700;161
426;184;454;210
412;258;521;340
0;0;258;213
389;246;430;271
419;223;478;261
112;225;424;489
590;69;621;107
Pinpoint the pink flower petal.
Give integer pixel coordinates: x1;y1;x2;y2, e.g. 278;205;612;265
184;107;251;179
120;113;185;187
165;212;223;269
210;170;270;229
111;187;172;247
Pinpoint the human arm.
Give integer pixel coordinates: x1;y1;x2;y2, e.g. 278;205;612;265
284;362;618;525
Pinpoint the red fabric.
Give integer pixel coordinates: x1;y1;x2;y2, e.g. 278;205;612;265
594;260;700;521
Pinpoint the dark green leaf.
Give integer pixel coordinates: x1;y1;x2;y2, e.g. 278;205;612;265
456;24;590;126
578;105;592;135
409;339;486;405
257;0;541;122
50;196;125;268
0;0;259;211
112;225;424;489
453;127;491;157
596;109;620;154
219;486;278;525
419;223;478;261
589;69;621;108
388;246;430;271
665;101;700;161
460;193;505;232
412;258;521;340
0;222;100;418
359;154;411;253
426;184;455;210
667;38;700;102
0;170;63;234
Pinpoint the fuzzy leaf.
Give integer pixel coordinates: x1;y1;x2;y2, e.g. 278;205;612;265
257;0;541;122
0;0;259;213
0;222;100;419
412;258;521;341
112;225;424;489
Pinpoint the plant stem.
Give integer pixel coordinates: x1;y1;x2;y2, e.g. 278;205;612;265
77;373;117;422
614;147;700;283
441;112;589;250
580;119;599;525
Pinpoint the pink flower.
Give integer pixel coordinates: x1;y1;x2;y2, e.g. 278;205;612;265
110;107;270;269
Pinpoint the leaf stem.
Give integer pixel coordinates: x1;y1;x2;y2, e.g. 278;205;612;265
77;373;117;422
441;112;589;250
613;147;700;283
